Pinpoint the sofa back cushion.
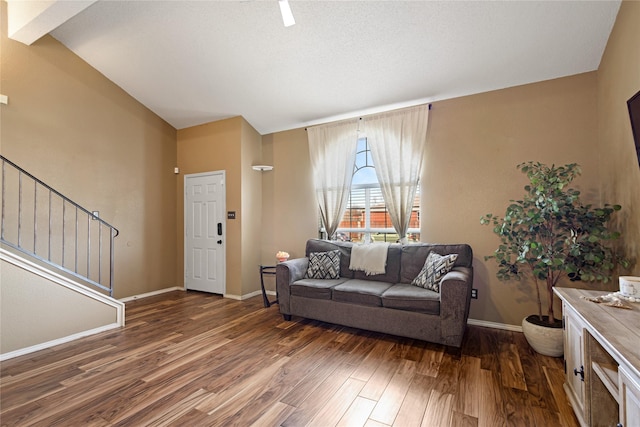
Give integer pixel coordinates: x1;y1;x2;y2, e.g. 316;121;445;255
306;239;472;285
400;243;473;284
305;239;403;282
352;244;402;283
306;239;354;279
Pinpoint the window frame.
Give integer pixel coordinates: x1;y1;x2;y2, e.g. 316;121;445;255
320;138;420;243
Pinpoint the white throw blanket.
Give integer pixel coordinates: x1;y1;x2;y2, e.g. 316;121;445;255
349;243;389;276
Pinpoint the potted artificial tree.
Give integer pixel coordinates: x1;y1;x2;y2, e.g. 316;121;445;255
481;162;627;357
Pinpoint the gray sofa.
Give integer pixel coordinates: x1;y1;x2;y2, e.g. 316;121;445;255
276;239;474;347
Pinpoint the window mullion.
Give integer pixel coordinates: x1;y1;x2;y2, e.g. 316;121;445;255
364;187;371;242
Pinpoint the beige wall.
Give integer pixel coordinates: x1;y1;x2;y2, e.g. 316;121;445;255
597;0;640;274
240;119;264;295
263;73;613;326
261;128;318;261
426;73;603;325
1;259;118;354
177;116;263;298
259;128;318;294
0;5;178;300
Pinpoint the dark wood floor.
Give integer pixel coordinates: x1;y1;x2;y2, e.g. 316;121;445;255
0;291;579;426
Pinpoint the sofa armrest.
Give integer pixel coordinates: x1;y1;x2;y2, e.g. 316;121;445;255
276;257;309;315
439;266;473;342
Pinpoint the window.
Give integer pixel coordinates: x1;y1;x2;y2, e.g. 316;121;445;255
331;138;420;243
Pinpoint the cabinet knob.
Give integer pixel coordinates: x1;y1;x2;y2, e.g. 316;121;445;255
573;366;585;381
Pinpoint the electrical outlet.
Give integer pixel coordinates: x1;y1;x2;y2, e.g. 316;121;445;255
471;288;478;299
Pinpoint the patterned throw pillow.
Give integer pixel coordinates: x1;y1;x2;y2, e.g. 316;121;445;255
411;252;458;292
305;250;341;279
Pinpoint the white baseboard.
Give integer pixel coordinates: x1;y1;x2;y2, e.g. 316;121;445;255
467;318;522;332
122;287;265;302
224;290;264;301
0;322;121;361
119;286;184;302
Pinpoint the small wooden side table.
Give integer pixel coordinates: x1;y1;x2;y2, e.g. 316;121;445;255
259;265;278;308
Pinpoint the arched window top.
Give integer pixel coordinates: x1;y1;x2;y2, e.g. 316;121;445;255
353;138;377;186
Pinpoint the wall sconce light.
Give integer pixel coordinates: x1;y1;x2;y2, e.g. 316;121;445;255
252;165;274;171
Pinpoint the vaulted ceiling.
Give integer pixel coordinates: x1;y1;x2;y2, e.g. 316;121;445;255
7;0;621;134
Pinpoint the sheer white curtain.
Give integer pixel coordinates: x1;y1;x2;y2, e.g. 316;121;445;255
363;104;430;243
307;120;359;239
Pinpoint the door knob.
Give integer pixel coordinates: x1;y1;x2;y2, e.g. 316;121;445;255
217;240;222;245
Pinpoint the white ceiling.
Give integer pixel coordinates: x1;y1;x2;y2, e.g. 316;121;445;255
24;1;623;134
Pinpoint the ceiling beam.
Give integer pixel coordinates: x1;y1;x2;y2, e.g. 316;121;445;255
7;0;97;45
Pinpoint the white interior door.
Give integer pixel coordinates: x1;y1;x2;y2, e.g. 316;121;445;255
185;172;225;294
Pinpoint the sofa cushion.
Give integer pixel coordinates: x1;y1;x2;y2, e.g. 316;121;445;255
332;279;394;307
305;250;341;279
291;278;348;300
352;244;402;283
381;284;440;315
306;239;354;278
412;252;458;292
400;244;472;284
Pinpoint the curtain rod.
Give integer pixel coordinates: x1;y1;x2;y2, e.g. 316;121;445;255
305;103;432;131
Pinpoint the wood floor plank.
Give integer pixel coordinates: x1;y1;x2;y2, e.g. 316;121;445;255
477;369;507;427
337;396;377;427
499;385;535;426
0;344;114;387
12;368;135;426
478;327;502;372
530;404;563;427
350;337;395;382
364;419;391;427
306;377;367;427
421;390;454;427
512;330;561;412
543;365;580;427
141;338;232;382
358;354;400;401
145;388;215;427
0;291;579;427
451;410;479;427
433;352;460;395
204;356;292;419
454;355;481;418
281;361;358;427
416;342;445;377
499;342;528;391
369;358;417;425
249;401;297;427
279;347;354;408
392;374;435;427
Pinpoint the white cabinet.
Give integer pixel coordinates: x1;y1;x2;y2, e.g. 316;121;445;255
555;288;640;427
620;366;640;427
563;303;588;426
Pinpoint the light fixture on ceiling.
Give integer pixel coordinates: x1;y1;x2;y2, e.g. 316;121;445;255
252;164;274;172
278;0;295;27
